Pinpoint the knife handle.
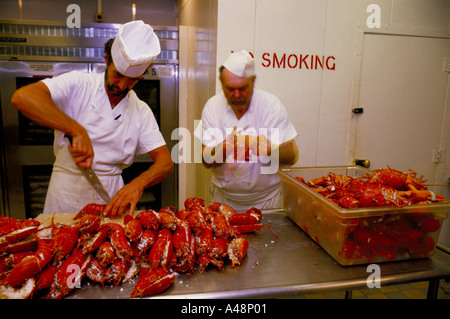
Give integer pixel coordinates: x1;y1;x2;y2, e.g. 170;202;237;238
64;134;72;145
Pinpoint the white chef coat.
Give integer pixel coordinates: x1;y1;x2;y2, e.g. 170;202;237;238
194;89;298;209
41;71;165;214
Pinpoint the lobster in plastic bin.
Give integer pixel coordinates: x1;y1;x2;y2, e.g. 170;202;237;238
297;166;447;209
296;167;448;263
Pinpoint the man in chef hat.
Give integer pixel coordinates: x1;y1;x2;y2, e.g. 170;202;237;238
195;50;299;211
12;20;174;218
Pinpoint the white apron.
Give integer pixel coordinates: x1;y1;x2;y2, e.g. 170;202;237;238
43;78;134;214
209;143;283;209
194;90;298;210
211;184;283;212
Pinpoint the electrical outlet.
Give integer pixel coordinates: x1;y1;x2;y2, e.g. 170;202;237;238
432;148;442;163
443;57;450;72
431;148;447;163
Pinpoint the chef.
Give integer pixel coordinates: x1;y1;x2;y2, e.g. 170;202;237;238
195;50;299;211
11;20;174;218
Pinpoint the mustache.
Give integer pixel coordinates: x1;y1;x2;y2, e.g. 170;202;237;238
106;84;129;96
230;97;247;105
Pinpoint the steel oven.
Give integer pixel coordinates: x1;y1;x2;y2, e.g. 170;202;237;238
0;19;178;219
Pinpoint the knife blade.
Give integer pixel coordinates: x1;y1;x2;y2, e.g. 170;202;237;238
80;167;111;203
64;134;111;203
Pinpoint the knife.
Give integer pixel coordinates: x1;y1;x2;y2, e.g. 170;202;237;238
64;134;111;203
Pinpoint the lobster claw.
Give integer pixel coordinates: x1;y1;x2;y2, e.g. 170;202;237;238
135;210;160;231
49;250;91;299
3;238;53;288
53;225;80;262
0;224;40;249
74;203;106;219
227;207;265;234
34;264;59;293
73;214;101;233
407;184;447;202
227;237;249;268
136;229;157;258
81;227;109;254
184;197;206;210
124;219;143;243
96;241;115;267
148;229;173;270
228;208;261;226
130;268;177;298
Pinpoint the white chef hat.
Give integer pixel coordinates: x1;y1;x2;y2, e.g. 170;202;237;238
222;50;255;77
111;20;161;77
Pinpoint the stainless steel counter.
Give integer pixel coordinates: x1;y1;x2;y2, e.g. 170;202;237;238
66;211;450;299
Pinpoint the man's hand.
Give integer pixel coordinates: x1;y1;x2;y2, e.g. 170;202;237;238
67;131;95;169
102;145;174;219
102;180;143;219
235;134;272;159
202;126;239;167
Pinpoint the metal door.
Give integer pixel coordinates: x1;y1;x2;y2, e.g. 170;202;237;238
352;33;450;247
0;61;90;219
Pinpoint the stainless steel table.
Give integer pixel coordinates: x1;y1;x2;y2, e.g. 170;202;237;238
67;211;450;299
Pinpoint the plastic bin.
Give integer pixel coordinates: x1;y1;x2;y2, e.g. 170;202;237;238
278;166;450;266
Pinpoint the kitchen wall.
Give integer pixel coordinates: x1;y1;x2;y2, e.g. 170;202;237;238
216;0;449;167
0;0;177;25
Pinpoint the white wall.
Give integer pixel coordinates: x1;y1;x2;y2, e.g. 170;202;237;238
216;0;450;166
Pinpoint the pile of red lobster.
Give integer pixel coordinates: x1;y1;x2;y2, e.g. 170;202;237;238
297;167;447;208
0;198;264;299
296;167;447;263
338;212;441;262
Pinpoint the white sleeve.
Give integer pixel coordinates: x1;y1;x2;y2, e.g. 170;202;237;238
194;99;226;147
41;71;92;119
136;100;166;155
260;94;298;145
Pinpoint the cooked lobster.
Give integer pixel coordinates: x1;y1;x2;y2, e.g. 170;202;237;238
0;197;264;299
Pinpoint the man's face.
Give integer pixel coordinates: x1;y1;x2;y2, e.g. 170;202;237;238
220;68;255;114
104;59;141;98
